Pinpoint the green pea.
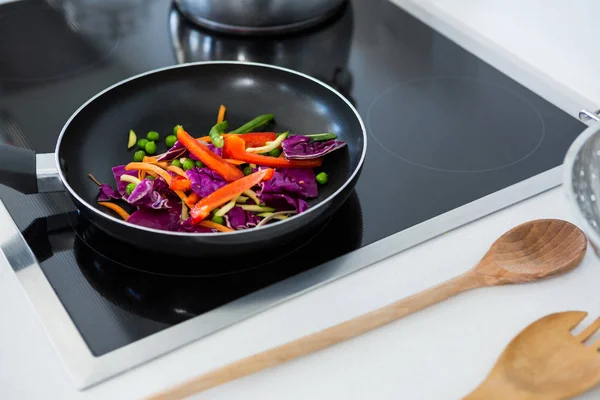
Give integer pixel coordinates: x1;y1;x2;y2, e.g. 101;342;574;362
243;166;253;176
146;175;155;181
269;148;281;158
133;150;146;162
165;135;177;148
137;138;149;149
182;159;195;171
171;159;183;168
173;125;181;135
195;160;204;168
211;215;225;225
147;131;160;141
145;141;157;155
316;172;328;185
126;183;137;195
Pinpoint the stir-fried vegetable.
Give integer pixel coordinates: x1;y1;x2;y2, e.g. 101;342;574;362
209;121;228;148
217;104;226;124
95;107;348;234
316;172;328;185
190;168;274;224
230;113;274;134
147;131;160;141
199;132;278;147
170;176;192;191
125;162;173;184
246;132;288;154
133;150;145;162
176;126;244;182
98;201;131;220
224;135;323;168
165;135;177;148
306;133;337;141
199;220;233;232
281;135;346;160
128;130;137;149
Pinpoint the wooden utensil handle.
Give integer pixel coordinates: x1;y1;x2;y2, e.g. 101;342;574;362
464;381;536;400
148;271;483;400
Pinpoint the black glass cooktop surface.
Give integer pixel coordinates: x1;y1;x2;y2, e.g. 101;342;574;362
0;0;585;356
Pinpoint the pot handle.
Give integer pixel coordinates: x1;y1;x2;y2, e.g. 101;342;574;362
0;144;63;194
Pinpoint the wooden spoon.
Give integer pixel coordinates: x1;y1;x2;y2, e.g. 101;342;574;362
148;219;587;400
465;311;600;399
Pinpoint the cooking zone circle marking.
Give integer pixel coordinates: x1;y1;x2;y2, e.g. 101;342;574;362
367;77;545;173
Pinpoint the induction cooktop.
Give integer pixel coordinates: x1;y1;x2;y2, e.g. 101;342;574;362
0;0;587;389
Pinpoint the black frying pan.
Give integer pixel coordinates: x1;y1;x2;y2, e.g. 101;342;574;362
0;62;366;256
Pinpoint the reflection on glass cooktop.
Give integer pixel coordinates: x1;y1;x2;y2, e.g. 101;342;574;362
0;0;586;357
21;192;362;355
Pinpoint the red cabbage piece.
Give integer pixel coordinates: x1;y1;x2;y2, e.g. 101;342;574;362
260;194;309;213
224;206;261;230
157;140;187;161
112;165;138;195
282;135;346;160
178;217;216;233
186;167;228;197
151;176;170;195
258;168;317;213
207;143;223;158
127;201;182;231
124;179;170;209
98;184;120;201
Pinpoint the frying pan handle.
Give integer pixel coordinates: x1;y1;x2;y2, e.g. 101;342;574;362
0;144;63;194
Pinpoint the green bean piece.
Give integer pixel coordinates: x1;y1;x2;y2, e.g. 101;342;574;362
242;166;253;176
182;159;195;171
230;113;274;134
165;135;177;148
208;121;228;148
211;215;225;225
145;141;157;155
307;133;337;142
195;160;204;168
147;131;160;141
126;183;137;195
133;150;146;162
171;159;183;168
269;148;281;157
316;172;328;185
137;138;149;149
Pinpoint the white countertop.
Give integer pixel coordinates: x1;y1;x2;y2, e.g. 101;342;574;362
3;1;600;399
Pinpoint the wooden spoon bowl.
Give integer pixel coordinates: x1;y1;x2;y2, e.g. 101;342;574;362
474;219;587;285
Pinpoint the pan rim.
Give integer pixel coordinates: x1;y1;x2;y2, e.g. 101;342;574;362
55;60;367;237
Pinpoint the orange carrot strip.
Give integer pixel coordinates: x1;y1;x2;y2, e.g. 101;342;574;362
143;156;169;169
98;202;130;220
125;162;172;185
223;159;245;166
190;168;274;223
199;220;233;232
177;126;244;182
167;165;187;177
224;135;322;168
217;104;226;123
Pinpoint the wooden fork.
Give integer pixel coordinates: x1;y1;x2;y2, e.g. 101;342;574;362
465;311;600;399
